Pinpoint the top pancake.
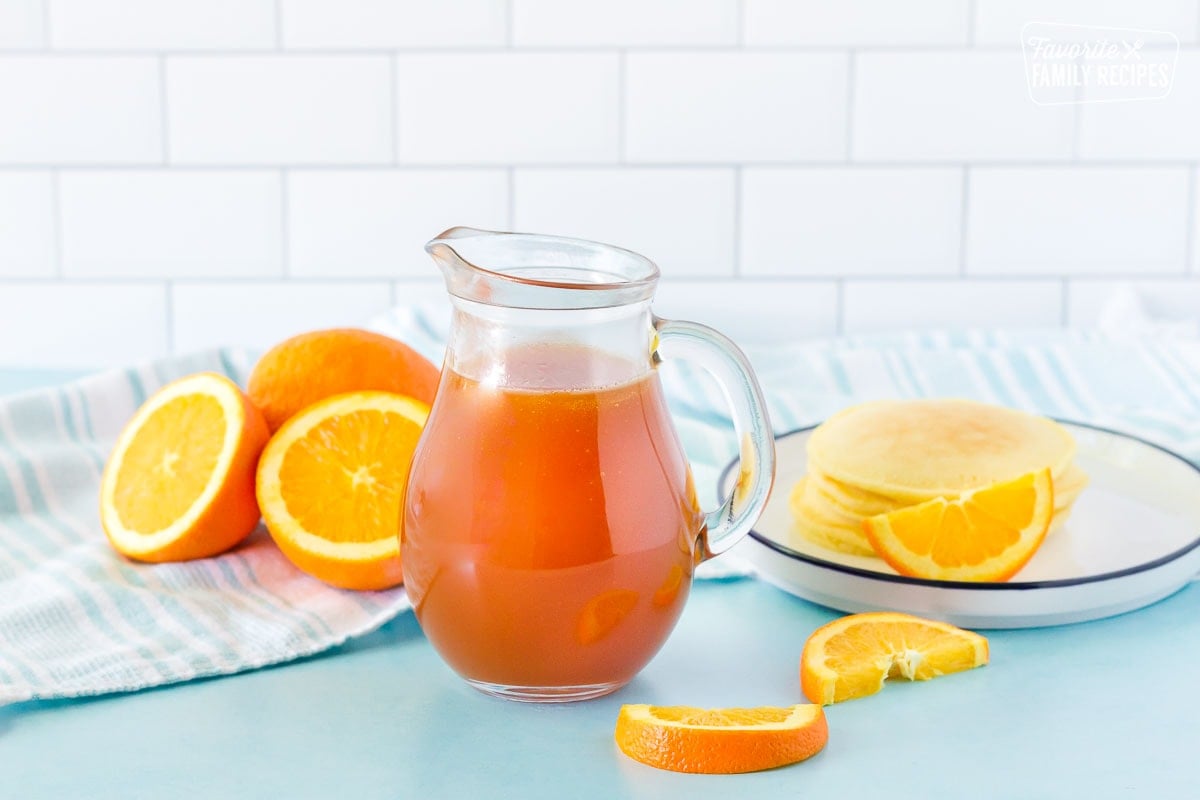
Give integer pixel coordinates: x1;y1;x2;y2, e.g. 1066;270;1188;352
807;399;1077;500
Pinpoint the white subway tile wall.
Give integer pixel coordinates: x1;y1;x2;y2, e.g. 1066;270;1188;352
1079;52;1200;159
280;0;507;49
59;170;283;278
167;56;393;164
0;284;168;367
171;281;393;354
0;0;1196;367
395;53;619;164
288;169;509;277
513;0;738;47
740;167;962;276
744;0;970;46
0;56;162;163
973;0;1200;45
0;172;55;276
843;280;1064;333
49;0;277;50
966;168;1191;275
1068;280;1200;326
654;279;840;343
625;52;847;162
0;0;45;49
852;52;1076;161
513;168;736;276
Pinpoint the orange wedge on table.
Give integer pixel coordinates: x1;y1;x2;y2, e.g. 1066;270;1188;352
256;391;429;591
100;373;269;562
863;469;1054;582
615;704;828;774
801;612;989;705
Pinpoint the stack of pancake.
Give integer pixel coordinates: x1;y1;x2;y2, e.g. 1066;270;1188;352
790;399;1089;557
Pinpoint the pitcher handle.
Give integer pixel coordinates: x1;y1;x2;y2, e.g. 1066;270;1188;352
654;317;776;560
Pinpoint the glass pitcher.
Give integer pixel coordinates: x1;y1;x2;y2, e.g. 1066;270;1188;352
402;227;775;703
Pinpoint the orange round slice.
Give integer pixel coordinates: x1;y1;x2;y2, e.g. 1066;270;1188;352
801;612;989;705
863;469;1054;582
615;704;828;774
256;391;428;591
100;372;269;562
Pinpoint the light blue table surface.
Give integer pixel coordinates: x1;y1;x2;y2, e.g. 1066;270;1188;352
0;370;1196;799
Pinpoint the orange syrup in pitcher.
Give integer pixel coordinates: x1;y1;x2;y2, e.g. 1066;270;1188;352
402;344;703;690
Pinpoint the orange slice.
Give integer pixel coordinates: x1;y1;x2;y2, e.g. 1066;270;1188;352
652;564;685;608
100;373;269;562
863;469;1054;582
256;391;429;591
576;588;639;645
801;612;989;705
615;704;828;774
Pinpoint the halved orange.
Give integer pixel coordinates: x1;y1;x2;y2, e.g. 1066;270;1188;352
615;704;828;774
256;391;429;591
801;612;989;705
247;328;440;433
863;469;1054;582
100;373;269;562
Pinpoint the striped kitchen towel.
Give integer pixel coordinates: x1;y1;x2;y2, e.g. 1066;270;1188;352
0;350;408;706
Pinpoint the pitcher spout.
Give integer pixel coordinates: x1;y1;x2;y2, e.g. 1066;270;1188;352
424;227;659;311
425;226;494;274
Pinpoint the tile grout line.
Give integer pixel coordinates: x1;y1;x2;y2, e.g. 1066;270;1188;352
958;166;970;277
1070;105;1083;161
1070;53;1085;159
14;44;1166;56
158;55;170;164
4;160;1198;170
835;279;846;335
505;0;514;47
50;169;64;278
389;53;400;165
966;0;978;46
279;169;291;277
273;0;284;49
506;166;515;229
1186;165;1198;274
735;0;745;45
40;0;52;48
732;166;742;277
1060;277;1070;327
617;50;627;163
844;50;856;162
164;280;175;354
0;274;1176;287
23;40;1197;55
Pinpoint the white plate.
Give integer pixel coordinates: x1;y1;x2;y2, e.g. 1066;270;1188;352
722;422;1200;629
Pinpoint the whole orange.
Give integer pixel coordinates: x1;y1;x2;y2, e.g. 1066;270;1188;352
248;328;440;432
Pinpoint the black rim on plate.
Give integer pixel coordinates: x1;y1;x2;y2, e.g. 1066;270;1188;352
717;420;1200;591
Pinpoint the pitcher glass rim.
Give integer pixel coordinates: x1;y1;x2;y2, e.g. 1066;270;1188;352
426;226;660;311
